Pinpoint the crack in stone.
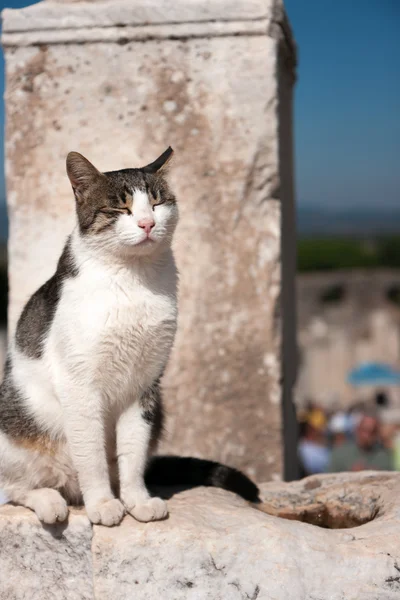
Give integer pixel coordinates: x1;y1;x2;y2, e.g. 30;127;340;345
229;580;261;599
209;554;226;574
4;28;270;48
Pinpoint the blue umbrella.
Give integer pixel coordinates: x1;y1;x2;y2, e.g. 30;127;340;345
347;362;400;386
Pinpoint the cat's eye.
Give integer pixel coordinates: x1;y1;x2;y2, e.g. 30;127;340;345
120;190;131;205
152;191;164;208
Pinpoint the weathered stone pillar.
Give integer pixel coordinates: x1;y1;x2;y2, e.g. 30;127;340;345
2;0;297;481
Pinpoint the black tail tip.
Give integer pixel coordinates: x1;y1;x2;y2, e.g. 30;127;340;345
210;464;261;503
145;455;261;503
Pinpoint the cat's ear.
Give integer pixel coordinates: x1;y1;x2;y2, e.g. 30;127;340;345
141;147;174;174
66;152;103;202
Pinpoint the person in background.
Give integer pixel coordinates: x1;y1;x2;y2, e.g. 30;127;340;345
379;422;397;453
328;412;353;447
298;408;330;476
327;411;393;472
379;409;400;471
347;401;366;432
393;429;400;471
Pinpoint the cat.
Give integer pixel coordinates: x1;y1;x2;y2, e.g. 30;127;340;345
0;148;259;526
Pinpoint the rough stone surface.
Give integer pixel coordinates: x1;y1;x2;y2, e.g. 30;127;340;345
0;505;93;600
2;0;296;481
1;473;400;599
259;470;387;528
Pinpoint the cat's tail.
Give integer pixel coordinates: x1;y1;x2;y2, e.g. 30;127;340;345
144;455;261;503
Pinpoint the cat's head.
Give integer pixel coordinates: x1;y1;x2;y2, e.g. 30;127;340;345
66;147;177;257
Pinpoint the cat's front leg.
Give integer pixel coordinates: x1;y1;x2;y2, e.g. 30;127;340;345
117;381;167;522
62;387;125;526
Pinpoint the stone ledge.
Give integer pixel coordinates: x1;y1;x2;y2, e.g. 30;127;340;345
1;473;399;599
1;0;295;63
2;0;275;33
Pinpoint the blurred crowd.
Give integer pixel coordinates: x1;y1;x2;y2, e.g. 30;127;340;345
297;392;400;476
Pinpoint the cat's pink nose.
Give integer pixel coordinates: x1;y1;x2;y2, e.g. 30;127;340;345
138;218;155;235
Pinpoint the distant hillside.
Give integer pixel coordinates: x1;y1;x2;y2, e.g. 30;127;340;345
298;236;400;272
298;205;400;237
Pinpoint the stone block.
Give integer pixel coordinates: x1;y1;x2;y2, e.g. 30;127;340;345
2;0;297;480
1;472;400;599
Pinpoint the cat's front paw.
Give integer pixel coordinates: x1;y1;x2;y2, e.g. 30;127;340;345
26;488;69;524
129;497;168;522
86;498;125;526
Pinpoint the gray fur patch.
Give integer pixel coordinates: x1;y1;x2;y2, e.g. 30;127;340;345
0;357;44;440
140;378;164;450
16;236;78;359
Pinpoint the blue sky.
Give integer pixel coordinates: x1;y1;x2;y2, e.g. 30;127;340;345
0;0;399;224
285;0;400;209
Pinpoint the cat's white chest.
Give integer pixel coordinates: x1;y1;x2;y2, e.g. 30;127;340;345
52;256;178;400
104;284;176;388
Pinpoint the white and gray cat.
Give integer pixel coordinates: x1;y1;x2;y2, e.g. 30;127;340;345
0;148;259;526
